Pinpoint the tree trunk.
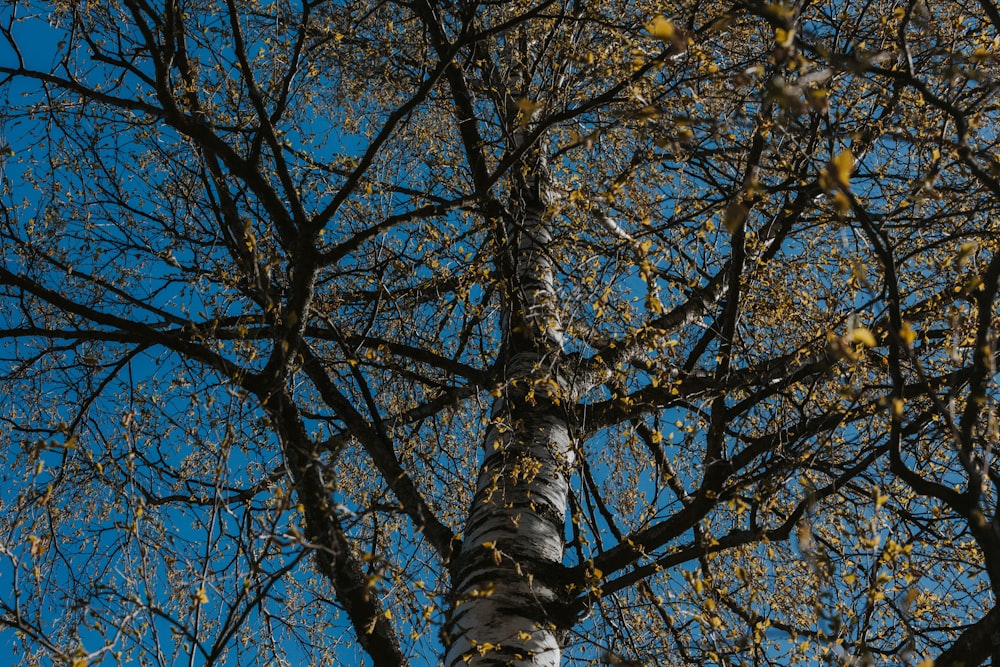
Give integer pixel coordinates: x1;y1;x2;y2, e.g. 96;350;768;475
444;167;575;666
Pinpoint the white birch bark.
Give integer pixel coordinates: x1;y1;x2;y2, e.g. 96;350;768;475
444;173;574;667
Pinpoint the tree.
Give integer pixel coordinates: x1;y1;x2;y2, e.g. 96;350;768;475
2;0;1000;665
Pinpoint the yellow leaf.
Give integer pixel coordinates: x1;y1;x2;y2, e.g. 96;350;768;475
72;659;88;667
646;292;664;314
957;241;977;266
831;190;851;214
775;27;795;47
899;321;917;346
852;326;876;347
646;15;676;41
843;573;856;585
516;100;538;114
830;149;854;189
471;582;495;597
476;641;498;655
723;201;748;233
194;587;208;604
516;98;540;128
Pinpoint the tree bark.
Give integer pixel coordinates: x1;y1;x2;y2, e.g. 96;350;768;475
444;167;574;666
265;390;408;667
934;605;1000;667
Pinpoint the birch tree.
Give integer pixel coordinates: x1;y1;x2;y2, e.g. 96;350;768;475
2;0;1000;666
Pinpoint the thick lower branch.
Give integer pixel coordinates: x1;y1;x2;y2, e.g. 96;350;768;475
265;390;408;667
934;605;999;667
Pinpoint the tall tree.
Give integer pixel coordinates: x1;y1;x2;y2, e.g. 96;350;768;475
2;0;1000;665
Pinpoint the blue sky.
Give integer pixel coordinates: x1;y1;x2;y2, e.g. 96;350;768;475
1;2;997;666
